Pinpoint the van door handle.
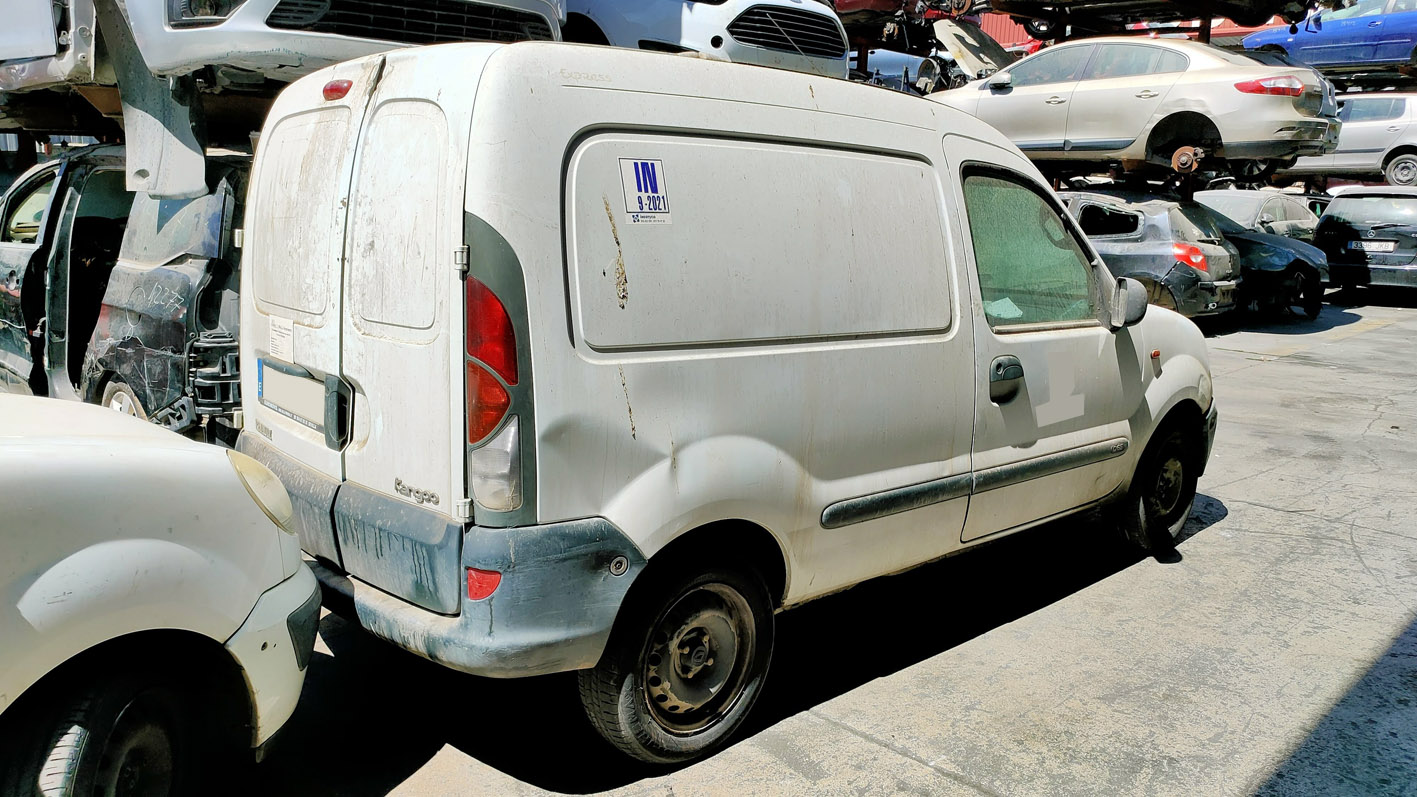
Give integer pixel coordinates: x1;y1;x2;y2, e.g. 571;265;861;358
1135;89;1159;99
1369;20;1382;26
1389;125;1403;132
324;375;352;451
989;355;1024;403
1045;96;1066;105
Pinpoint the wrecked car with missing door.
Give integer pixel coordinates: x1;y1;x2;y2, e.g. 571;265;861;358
0;143;247;439
239;41;1217;766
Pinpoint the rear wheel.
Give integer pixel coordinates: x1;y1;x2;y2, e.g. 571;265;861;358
102;379;148;420
1289;267;1324;319
1385;153;1417;186
1119;425;1200;554
1022;18;1058;39
578;566;774;763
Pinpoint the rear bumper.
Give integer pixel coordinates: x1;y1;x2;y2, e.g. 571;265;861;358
1329;261;1417;288
1226;119;1338;160
1177;278;1239;318
312;516;646;677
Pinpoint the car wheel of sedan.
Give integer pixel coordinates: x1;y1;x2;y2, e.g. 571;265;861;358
1292;268;1324;320
578;566;773;764
102;379;148;420
1022;18;1057;39
1384;154;1417;186
1228;158;1279;188
1120;425;1199;554
0;672;190;797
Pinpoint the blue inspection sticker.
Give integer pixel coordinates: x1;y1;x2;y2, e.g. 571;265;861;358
619;158;671;225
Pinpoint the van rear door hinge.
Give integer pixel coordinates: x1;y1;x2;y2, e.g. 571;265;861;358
454;245;469;277
454;498;473;522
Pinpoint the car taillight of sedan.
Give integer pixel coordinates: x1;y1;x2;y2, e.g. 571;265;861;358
1234;76;1304;97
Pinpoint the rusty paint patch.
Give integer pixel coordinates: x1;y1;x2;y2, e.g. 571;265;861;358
617;365;636;440
603;196;628;309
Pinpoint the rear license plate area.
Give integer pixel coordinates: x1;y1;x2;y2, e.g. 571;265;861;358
257;358;325;432
1349;240;1396;253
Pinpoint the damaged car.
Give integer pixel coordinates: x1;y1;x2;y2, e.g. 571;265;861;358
1314;185;1417;289
1059;189;1241;316
0;143;247;440
1203;203;1328;318
1194;188;1321;241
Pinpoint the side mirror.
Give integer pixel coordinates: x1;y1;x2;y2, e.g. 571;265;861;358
915;58;941;94
1111;277;1148;329
1289;23;1299;34
1258;213;1276;225
987;71;1013;90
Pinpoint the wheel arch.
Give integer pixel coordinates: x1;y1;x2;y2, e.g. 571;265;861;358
1;629;254;750
634;519;789;610
1145;112;1224;162
1136;398;1209;480
1381;143;1417;170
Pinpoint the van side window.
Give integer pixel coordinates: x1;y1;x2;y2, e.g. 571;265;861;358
962;171;1096;329
1077;203;1140;237
2;172;57;244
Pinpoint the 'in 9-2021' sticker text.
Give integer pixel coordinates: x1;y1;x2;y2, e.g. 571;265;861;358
619;158;671;225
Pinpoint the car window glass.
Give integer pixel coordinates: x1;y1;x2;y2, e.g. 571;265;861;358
1195;193;1264;226
962;171;1096;328
1342;98;1400;122
1262;198;1288;222
2;172;57;245
1154;50;1188;73
1077;203;1141;236
1083;44;1159;80
1170;204;1229;242
1325;0;1387;19
1323;195;1417;225
1008;45;1092;88
1396;0;1417;12
1286;199;1317;223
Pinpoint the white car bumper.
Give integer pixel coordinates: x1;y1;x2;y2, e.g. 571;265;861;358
125;0;564;80
224;564;320;747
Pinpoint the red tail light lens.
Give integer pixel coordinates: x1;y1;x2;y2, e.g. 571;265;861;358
322;79;353;101
466;277;517;385
467;362;511;443
1173;242;1208;272
467;567;502;601
1234;76;1303;97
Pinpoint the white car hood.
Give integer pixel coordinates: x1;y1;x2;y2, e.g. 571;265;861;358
0;395;194;449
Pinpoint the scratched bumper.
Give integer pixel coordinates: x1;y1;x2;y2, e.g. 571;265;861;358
314;516;646;678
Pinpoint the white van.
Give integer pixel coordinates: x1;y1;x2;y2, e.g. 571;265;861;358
237;42;1219;763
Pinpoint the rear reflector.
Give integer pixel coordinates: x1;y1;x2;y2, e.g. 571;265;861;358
467;567;502;601
323;79;353;101
466;277;517;385
467;362;511;444
1172;242;1208;272
1234;76;1303;97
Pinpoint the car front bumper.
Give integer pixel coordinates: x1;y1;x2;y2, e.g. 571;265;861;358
1329;261;1417;289
224;564;320;747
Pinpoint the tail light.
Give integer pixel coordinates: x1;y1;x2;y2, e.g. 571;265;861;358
1234;76;1303;97
1173;242;1208;272
465;276;523;512
322;79;353;101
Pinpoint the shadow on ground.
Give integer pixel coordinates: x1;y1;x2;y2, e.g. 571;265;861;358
242;497;1228;795
1256;613;1417;796
1198;299;1360;339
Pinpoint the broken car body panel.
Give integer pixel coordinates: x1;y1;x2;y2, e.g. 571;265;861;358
0;0;99;94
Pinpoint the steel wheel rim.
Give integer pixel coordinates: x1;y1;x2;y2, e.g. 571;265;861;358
108;391;137;416
98;701;175;797
1146;453;1186;522
1393;159;1417;186
642;583;755;735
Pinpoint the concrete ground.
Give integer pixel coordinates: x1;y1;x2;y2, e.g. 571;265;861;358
247;291;1417;797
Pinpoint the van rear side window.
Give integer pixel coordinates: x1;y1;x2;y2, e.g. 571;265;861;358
567;135;952;351
250;109;351;319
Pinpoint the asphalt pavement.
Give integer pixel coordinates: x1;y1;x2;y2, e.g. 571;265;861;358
247;289;1417;796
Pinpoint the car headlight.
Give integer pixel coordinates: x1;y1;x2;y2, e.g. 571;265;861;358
227;449;296;535
168;0;248;27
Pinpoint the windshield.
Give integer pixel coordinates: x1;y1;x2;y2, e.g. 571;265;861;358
1198;206;1248;236
1195;193;1264;226
1323;195;1417;227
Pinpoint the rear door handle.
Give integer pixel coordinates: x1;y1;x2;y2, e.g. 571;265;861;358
1135;89;1159;99
1045;96;1066;105
1389;125;1403;132
989;355;1024;403
324;375;353;451
1369;20;1383;26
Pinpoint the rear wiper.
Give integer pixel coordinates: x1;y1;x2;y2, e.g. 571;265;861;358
1365;221;1417;230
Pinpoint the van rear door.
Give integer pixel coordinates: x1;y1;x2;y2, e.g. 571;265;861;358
329;49;479;615
243;55;384;561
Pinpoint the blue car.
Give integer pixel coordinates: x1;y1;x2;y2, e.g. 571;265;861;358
1244;0;1417;73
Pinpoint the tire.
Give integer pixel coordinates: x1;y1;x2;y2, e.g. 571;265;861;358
0;672;189;797
1385;153;1417;186
1119;425;1200;554
1022;18;1057;40
101;379;148;420
1228;158;1279;188
1292;267;1324;320
577;566;774;764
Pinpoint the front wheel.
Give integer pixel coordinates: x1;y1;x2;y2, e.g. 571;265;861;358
0;673;189;797
577;567;774;763
1291;268;1324;320
1119;426;1200;554
102;378;148;420
1385;153;1417;186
